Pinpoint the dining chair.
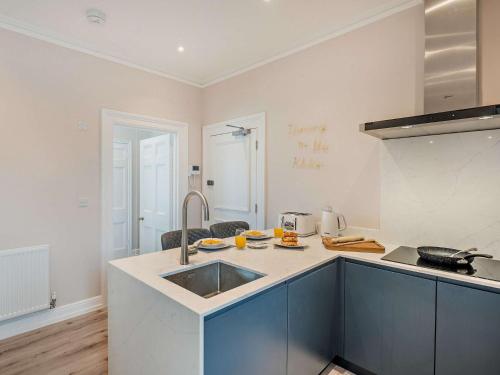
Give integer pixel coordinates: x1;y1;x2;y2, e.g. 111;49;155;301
161;228;212;250
210;221;250;239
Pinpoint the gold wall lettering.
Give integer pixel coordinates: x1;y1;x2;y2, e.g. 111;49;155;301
293;157;323;170
313;140;329;153
288;124;327;136
289;123;329;170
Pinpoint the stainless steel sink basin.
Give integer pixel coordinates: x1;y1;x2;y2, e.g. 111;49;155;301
163;261;265;298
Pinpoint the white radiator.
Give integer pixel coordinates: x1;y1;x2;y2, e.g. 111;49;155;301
0;245;50;322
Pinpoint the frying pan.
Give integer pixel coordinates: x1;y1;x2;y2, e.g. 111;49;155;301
417;246;493;267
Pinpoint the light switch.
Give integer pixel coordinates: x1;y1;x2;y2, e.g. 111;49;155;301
79;198;89;208
78;121;88;131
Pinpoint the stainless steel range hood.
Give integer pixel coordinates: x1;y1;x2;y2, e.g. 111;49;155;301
424;0;477;113
360;0;500;140
360;104;500;139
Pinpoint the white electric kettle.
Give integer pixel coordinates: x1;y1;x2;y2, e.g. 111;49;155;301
320;206;347;237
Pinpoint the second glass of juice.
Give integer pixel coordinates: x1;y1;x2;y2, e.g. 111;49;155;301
235;228;247;249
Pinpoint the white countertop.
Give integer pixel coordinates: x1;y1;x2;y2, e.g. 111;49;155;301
109;232;500;317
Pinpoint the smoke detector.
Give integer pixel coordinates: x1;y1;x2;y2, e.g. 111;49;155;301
86;8;106;24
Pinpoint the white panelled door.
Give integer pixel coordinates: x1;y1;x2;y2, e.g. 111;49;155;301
112;140;132;259
203;113;265;229
139;134;174;252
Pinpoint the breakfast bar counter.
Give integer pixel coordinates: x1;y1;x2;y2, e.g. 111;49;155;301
108;231;500;375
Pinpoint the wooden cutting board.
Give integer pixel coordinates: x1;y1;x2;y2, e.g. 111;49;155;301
322;238;385;253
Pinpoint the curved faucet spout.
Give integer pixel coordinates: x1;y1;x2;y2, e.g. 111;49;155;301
180;190;210;265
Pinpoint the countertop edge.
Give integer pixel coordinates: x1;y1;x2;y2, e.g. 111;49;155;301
109;238;500;317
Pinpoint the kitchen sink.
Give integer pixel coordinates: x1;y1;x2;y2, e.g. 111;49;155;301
163;261;265;298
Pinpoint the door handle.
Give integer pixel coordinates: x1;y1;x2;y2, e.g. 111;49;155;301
138;217;145;221
207;180;214;186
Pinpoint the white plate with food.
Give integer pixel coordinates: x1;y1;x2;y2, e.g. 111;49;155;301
273;239;307;250
197;238;229;250
244;230;273;240
274;231;306;249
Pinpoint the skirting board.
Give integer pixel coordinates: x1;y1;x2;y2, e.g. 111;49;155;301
0;295;104;341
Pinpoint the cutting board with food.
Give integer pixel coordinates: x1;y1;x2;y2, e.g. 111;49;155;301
322;236;385;253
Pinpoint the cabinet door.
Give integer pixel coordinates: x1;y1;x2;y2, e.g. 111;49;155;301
436;281;500;375
204;284;287;375
344;262;435;375
288;261;338;375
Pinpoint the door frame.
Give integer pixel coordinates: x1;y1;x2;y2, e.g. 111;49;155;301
101;109;188;296
202;112;266;229
112;138;133;255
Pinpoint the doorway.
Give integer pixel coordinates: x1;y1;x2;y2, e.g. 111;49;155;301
113;126;175;257
101;109;188;289
203;113;266;229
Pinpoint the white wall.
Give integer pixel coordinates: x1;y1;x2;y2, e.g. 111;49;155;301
202;1;500;259
202;5;424;229
0;28;202;307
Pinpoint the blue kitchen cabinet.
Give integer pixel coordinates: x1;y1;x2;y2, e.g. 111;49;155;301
435;281;500;375
204;284;287;375
287;261;339;375
344;261;436;375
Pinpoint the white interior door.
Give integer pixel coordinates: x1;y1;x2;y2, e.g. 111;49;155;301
112;139;132;259
139;134;173;252
203;113;266;229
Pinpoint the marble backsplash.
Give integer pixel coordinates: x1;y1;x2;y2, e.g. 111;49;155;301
379;129;500;259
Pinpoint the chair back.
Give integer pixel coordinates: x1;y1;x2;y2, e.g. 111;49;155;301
161;228;212;250
210;221;250;239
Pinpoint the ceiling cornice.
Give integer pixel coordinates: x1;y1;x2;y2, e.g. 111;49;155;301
0;0;422;89
202;0;422;87
0;13;203;88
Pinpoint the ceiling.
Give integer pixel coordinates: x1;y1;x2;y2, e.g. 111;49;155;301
0;0;419;87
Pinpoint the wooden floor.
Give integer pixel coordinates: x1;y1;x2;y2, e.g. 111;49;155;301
0;308;353;375
0;309;108;375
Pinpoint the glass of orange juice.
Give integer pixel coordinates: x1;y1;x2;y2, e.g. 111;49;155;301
235;228;247;249
274;227;284;238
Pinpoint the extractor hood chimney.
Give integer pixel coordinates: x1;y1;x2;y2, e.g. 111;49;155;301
360;0;500;140
424;0;478;113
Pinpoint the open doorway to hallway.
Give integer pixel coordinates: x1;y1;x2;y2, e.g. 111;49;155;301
101;109;189;277
112;125;176;258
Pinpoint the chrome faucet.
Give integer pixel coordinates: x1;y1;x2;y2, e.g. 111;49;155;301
180;190;210;265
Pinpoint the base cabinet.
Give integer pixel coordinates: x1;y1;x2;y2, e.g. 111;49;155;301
344;262;436;375
287;261;338;375
204;284;287;375
436;281;500;375
204;259;500;375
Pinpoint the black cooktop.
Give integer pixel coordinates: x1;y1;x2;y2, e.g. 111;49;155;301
382;246;500;283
